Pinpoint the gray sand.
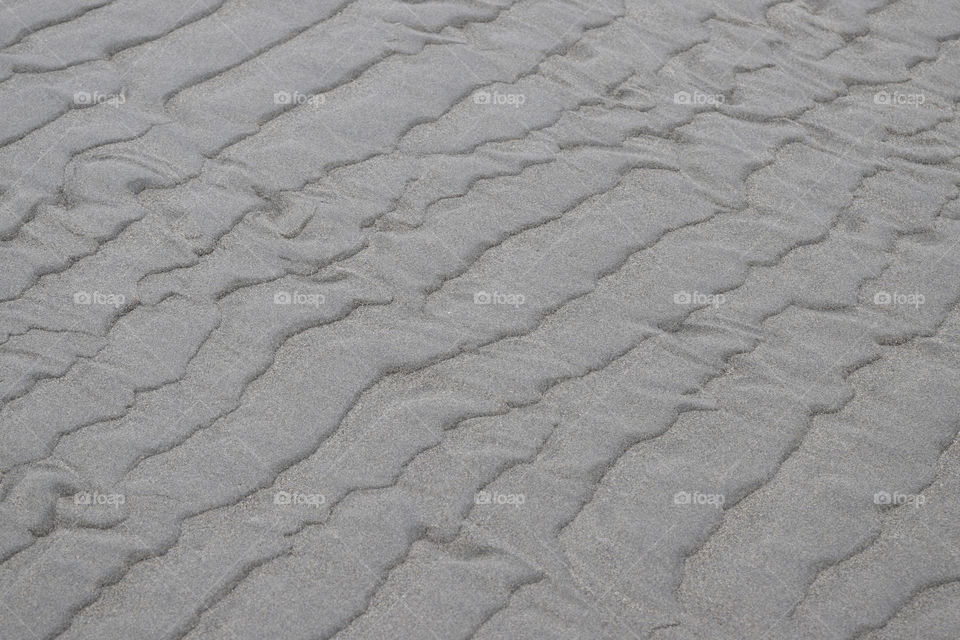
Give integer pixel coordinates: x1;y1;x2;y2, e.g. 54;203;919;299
1;0;960;638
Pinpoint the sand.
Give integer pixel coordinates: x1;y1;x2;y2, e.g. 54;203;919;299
1;0;960;638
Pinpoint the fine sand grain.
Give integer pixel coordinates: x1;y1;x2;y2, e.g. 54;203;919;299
1;0;960;638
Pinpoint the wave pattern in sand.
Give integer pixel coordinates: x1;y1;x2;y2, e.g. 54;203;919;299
1;0;960;638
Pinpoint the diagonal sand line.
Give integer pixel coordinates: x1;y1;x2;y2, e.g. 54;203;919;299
0;325;277;640
153;514;286;640
715;327;876;486
400;395;655;639
752;561;839;640
3;1;960;638
508;9;900;286
331;532;446;640
589;522;679;607
111;0;213;85
0;599;41;639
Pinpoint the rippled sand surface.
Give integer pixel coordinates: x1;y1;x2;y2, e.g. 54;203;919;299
1;0;960;638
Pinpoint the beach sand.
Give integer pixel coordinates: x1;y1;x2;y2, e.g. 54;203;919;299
1;0;960;637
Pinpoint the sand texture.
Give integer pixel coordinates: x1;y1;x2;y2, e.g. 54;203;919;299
1;0;960;638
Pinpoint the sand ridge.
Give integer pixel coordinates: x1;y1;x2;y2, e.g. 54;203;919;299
1;0;960;638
